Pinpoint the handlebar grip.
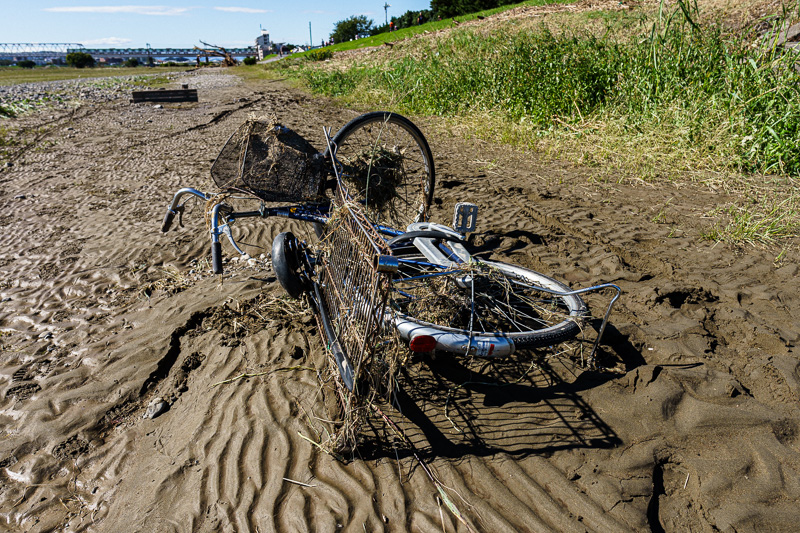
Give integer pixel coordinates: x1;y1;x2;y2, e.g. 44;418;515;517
161;209;176;232
211;242;223;275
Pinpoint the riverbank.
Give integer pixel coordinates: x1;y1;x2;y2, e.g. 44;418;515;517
0;63;799;531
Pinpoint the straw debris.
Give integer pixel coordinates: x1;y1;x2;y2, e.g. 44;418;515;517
339;147;405;210
211;116;325;202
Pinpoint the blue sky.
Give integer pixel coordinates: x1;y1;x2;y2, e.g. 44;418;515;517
1;1;431;49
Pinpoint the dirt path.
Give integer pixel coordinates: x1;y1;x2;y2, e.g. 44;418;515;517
1;70;798;532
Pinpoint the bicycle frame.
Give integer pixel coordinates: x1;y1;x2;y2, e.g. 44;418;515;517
161;122;621;373
162;188;404;273
162;192;620;363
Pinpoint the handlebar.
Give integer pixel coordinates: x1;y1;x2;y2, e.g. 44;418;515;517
161;188;210;233
211;242;223;275
162;187;336;277
160;188;225;274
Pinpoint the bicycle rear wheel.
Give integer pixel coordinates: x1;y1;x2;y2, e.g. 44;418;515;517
389;248;587;356
327;112;435;231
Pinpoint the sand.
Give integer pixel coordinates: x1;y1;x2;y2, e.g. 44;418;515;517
1;69;799;532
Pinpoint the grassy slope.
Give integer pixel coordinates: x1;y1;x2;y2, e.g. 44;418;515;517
269;0;800;247
290;0;576;57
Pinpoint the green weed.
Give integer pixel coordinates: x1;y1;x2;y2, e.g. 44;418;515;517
703;195;800;246
290;1;800;178
0;125;17;147
305;49;333;62
651;198;673;224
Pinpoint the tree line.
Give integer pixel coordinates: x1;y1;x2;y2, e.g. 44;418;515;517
329;0;515;43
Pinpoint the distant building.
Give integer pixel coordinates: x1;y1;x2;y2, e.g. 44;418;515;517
255;30;271;60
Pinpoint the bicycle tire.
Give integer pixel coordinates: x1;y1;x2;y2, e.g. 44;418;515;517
326;111;435;231
388;251;587;356
272;232;308;299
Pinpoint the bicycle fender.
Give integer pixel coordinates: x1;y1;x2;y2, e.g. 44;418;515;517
393;320;515;357
406;222;472;266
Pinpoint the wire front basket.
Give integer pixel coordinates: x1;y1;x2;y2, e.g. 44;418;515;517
210;118;325;202
318;186;397;394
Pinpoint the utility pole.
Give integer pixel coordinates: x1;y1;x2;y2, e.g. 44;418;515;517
384;2;391;25
309;22;312;49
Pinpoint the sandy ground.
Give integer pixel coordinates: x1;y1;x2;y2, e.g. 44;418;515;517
1;69;800;532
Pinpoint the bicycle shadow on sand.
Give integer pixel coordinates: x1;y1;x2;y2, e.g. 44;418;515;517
359;325;644;461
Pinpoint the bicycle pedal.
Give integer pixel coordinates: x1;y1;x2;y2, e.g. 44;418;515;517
453;202;478;234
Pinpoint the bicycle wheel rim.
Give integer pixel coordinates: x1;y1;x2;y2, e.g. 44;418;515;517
389;254;587;353
329;112;435;231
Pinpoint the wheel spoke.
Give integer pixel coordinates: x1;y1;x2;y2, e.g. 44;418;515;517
389;252;585;345
332;113;433;230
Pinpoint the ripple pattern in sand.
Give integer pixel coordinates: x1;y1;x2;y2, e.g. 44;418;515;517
3;71;800;533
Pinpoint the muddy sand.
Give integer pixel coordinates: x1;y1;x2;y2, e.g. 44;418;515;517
1;70;799;532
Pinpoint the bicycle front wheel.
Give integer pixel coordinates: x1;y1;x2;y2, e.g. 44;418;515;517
327;112;435;231
389;252;587;357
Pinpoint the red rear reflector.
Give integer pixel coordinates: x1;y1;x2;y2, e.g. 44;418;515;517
409;335;437;353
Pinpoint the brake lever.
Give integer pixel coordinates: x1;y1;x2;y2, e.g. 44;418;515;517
220;224;248;257
175;203;185;228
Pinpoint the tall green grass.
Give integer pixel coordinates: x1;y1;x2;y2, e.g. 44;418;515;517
295;2;800;176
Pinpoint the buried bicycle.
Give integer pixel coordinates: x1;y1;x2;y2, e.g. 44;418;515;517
160;111;621;395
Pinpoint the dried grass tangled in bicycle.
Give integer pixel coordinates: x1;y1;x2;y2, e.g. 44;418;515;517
337;146;425;227
395;260;578;334
315;327;409;455
211;115;325;202
311;203;409;454
338;147;404;207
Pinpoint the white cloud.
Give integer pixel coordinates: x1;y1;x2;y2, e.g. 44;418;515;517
214;7;270;14
43;6;191;16
82;37;133;46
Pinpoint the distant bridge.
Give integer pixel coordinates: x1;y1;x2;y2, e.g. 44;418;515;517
77;47;257;58
0;43;85;60
0;43;256;61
